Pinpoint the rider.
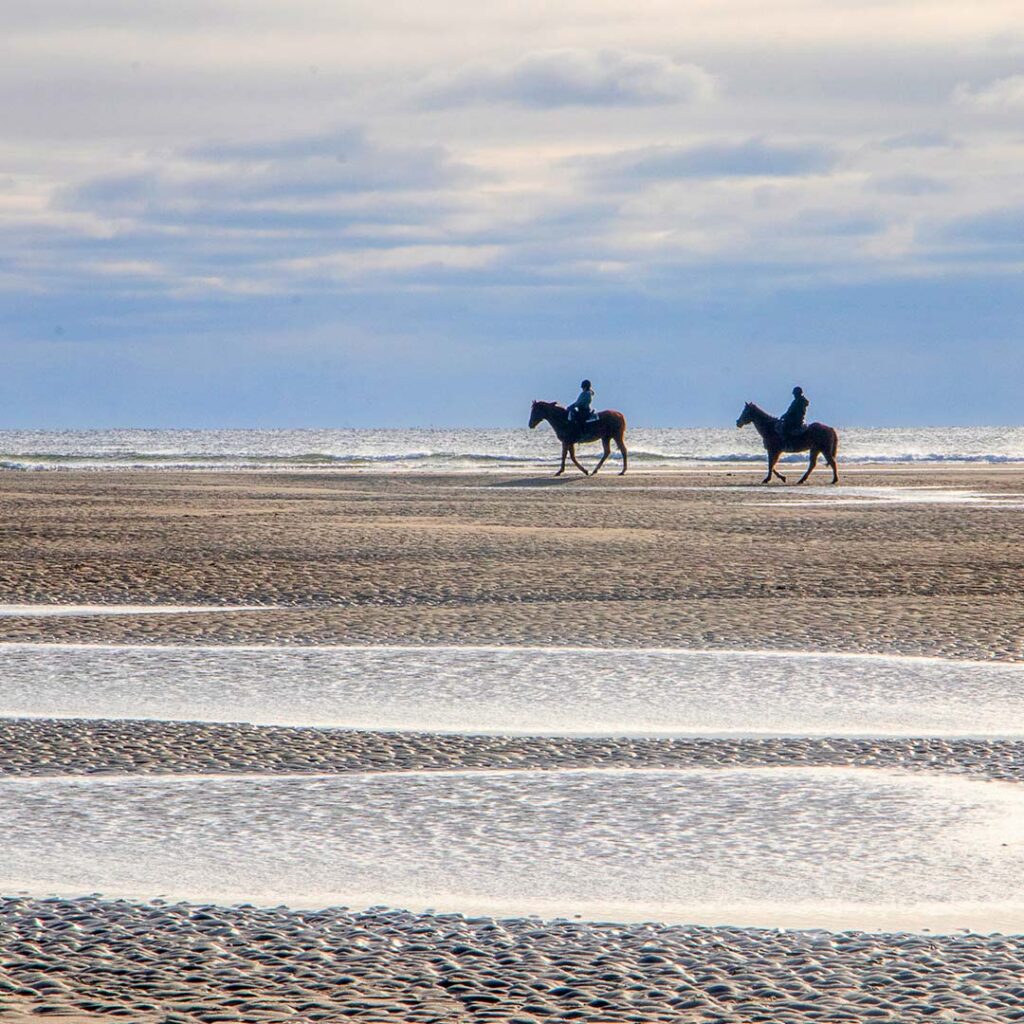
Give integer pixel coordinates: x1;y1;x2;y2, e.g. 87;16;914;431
780;385;809;441
568;379;595;437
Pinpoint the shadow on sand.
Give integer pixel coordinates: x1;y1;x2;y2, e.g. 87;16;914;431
488;476;578;488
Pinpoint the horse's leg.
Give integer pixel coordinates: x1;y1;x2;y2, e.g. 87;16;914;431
556;443;568;476
826;434;840;484
615;433;627;475
797;449;818;484
764;449;785;484
591;437;611;476
568;445;588;475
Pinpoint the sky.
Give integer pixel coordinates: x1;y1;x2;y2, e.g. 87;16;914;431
2;0;1023;428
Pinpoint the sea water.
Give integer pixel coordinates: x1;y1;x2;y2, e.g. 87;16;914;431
1;426;1023;472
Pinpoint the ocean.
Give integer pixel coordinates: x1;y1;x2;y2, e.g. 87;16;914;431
0;426;1022;472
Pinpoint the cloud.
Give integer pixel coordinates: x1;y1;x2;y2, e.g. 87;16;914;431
876;132;958;151
571;138;836;185
37;126;498;297
870;175;950;196
940;206;1024;246
186;128;369;163
280;244;503;281
953;75;1024;110
65;128;470;219
419;49;714;109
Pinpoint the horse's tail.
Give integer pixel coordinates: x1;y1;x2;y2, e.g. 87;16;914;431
829;427;839;461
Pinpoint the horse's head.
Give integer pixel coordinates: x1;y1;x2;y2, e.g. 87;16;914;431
528;400;552;429
736;401;754;429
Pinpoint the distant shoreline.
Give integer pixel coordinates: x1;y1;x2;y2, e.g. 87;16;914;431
1;424;1023;472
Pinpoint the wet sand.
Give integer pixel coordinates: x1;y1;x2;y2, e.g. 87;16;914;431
2;897;1023;1023
1;717;1023;783
1;467;1022;1021
0;467;1021;658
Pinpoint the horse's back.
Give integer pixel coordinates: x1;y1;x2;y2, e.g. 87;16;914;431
807;421;839;452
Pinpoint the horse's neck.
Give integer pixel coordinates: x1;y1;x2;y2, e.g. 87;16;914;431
543;408;575;441
749;404;777;435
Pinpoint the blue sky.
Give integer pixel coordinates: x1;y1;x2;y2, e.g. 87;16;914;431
2;1;1023;427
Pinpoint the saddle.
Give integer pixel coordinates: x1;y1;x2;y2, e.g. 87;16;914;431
571;411;600;441
779;423;809;448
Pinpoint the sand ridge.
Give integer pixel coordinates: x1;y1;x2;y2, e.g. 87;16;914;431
1;718;1022;783
2;897;1023;1023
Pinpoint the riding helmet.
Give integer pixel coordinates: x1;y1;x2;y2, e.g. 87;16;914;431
581;379;592;389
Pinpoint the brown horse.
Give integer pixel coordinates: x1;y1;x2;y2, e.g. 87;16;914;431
736;400;839;484
529;400;628;476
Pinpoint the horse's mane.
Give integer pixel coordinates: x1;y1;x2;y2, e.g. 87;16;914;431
746;401;779;424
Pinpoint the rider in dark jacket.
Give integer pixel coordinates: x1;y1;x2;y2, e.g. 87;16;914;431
780;386;809;440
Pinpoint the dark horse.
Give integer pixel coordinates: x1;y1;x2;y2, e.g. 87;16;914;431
736;401;839;485
529;400;628;476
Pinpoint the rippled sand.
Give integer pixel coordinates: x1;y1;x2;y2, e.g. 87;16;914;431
2;719;1024;1019
2;897;1024;1023
0;468;1020;658
2;717;1023;782
1;467;1023;1021
0;604;273;617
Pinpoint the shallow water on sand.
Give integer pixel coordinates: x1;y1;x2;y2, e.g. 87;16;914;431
749;486;1024;508
2;644;1020;737
464;483;1024;507
2;767;1021;932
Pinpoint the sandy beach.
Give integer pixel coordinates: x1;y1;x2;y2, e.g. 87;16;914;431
0;467;1021;657
13;0;1024;1015
1;467;1023;1021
